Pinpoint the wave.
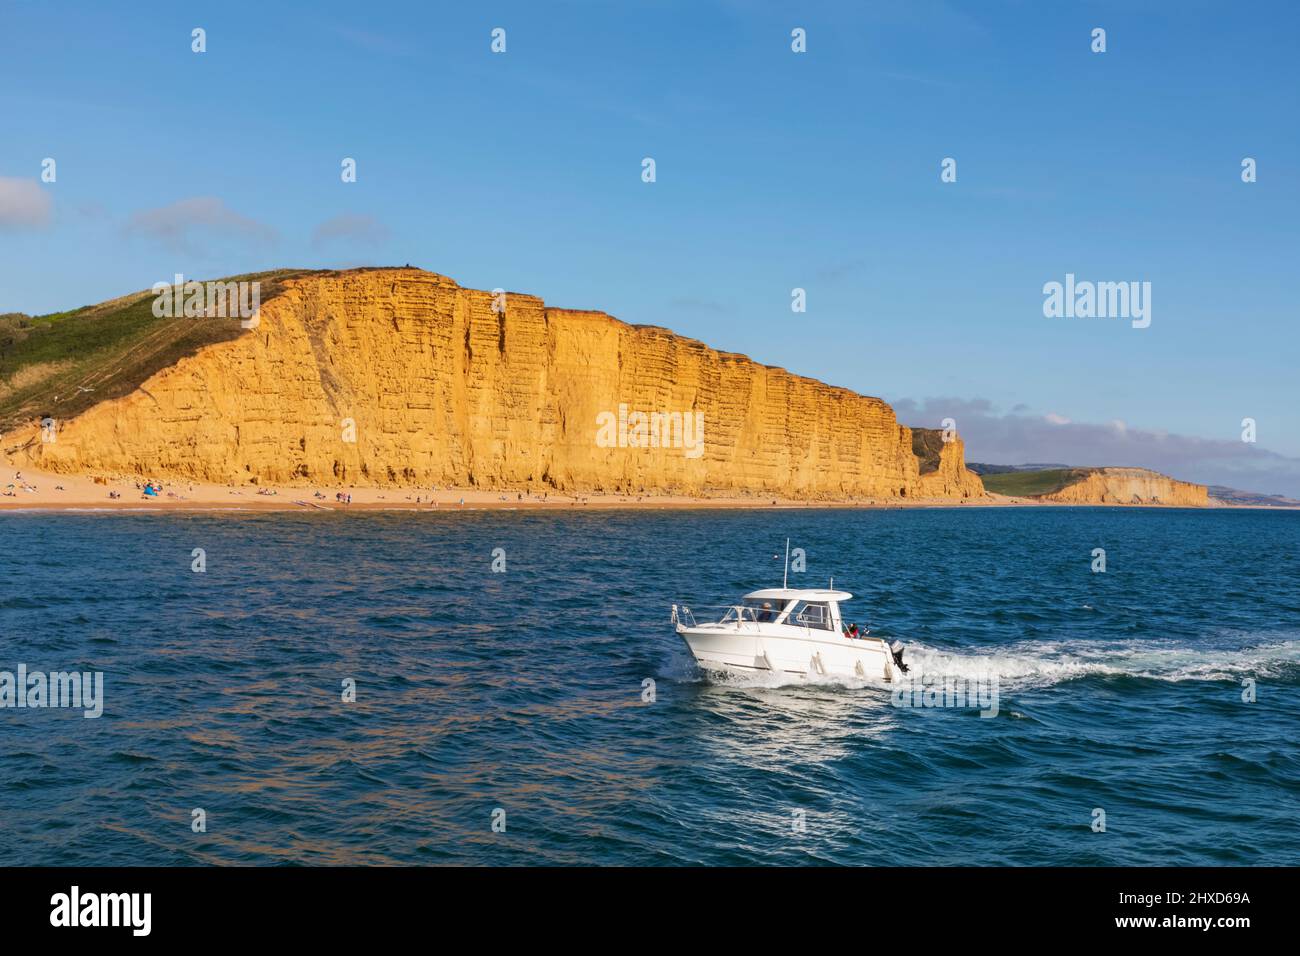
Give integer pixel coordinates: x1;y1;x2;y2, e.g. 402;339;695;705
702;668;881;692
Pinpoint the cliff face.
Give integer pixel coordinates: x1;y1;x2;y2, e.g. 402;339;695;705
1040;468;1207;506
16;268;985;498
916;433;985;499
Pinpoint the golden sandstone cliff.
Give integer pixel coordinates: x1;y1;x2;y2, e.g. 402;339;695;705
15;268;986;499
1039;468;1208;507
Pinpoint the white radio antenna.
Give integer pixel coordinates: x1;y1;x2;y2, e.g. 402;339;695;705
783;538;790;589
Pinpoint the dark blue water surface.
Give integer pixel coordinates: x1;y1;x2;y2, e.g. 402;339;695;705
1;506;1297;865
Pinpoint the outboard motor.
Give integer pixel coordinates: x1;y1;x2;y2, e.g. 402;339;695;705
890;640;909;674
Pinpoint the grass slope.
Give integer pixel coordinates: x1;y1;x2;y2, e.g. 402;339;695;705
981;468;1091;497
0;270;311;439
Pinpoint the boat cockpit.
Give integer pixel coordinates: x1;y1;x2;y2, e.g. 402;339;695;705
701;588;855;634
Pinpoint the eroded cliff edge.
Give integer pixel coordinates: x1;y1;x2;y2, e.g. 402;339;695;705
13;268;985;499
1040;468;1207;506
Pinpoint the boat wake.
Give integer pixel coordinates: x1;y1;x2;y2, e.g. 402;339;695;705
672;634;1300;691
871;635;1300;689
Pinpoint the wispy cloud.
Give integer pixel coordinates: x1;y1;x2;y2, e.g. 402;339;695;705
880;70;961;92
329;24;414;56
668;296;734;315
0;177;52;230
311;213;391;250
814;258;868;283
895;396;1300;498
123;197;277;256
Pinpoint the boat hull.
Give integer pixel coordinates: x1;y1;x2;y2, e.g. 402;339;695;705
677;624;896;681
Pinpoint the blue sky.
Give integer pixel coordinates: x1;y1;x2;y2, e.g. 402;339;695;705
2;0;1297;493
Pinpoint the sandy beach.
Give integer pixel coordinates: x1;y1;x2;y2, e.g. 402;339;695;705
0;463;983;512
0;462;1278;513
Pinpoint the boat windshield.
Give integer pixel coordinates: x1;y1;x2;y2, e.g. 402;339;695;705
730;598;784;623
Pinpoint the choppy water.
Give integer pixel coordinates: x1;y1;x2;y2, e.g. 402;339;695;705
1;507;1297;865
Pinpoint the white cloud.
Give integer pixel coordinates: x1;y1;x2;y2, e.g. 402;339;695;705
0;177;52;230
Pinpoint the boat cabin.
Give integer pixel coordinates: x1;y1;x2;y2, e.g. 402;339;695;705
738;588;853;632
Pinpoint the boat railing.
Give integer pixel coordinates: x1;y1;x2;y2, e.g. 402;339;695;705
672;604;774;627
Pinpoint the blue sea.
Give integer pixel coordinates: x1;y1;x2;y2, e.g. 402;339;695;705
1;507;1297;866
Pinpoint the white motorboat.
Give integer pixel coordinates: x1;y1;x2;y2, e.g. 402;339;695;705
672;546;909;681
672;588;907;681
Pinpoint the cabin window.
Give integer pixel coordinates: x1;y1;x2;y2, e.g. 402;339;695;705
791;601;832;630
